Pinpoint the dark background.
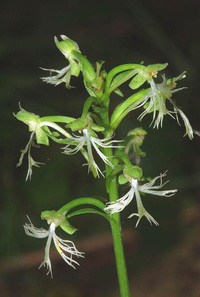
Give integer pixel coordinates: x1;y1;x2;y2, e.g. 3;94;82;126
1;0;200;296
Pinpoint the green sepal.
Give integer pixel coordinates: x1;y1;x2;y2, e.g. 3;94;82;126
60;219;77;235
41;210;77;235
69;58;81;77
64;70;72;88
15;106;49;146
91;122;105;132
41;210;64;227
68;117;88;132
118;174;129;185
54;35;80;58
35;126;49;145
145;63;168;73
89;129;98;138
129;72;147;90
124;165;143;180
15;109;40;123
129;63;168;90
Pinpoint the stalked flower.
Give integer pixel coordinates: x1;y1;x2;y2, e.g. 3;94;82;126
41;35;81;88
155;72;196;139
15;105;71;180
24;216;84;278
63;128;122;178
104;172;177;227
130;71;198;139
137;78;174;129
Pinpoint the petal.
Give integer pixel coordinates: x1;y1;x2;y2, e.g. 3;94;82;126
105;187;135;214
24;216;49;238
53;234;84;269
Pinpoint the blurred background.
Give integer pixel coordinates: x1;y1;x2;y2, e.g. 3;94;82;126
1;0;200;296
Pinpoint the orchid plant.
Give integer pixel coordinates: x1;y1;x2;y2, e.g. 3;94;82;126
15;35;199;296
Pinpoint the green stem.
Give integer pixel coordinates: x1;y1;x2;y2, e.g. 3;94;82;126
39;121;71;138
72;51;96;81
105;148;131;297
109;179;131;297
67;207;109;221
82;96;99;117
39;115;75;124
57;197;106;214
